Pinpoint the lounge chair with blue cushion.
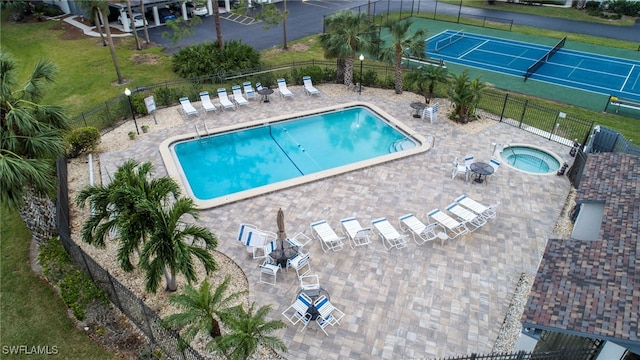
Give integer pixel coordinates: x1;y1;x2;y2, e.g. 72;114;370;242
232;85;249;107
199;91;217;115
371;217;408;250
303;76;320;96
340;217;372;248
243;81;257;101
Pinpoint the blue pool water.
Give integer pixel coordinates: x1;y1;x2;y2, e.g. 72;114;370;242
500;146;561;174
172;106;416;200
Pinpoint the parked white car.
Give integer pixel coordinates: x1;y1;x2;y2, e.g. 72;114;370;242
118;13;147;28
187;2;209;17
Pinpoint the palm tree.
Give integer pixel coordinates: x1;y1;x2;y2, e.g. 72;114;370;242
213;0;224;50
208;303;287;360
405;64;449;104
78;0;123;83
0;51;69;243
139;196;218;292
162;277;247;345
319;11;379;86
377;19;426;94
448;69;487;123
75;160;180;272
125;0;141;50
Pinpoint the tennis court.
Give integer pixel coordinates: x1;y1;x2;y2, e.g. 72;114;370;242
426;30;640;102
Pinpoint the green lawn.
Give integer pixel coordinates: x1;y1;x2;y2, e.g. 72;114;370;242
0;206;116;360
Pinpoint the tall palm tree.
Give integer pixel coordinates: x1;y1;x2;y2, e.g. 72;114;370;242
448;69;487;123
162;277;247;345
78;0;123;83
75;160;180;272
405;64;448;104
125;0;141;50
319;11;379;86
139;196;218;292
0;51;69;243
208;303;287;360
213;0;224;50
377;19;426;94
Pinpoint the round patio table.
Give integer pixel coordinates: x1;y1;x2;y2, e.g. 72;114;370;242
469;162;494;184
258;88;274;103
410;102;427;118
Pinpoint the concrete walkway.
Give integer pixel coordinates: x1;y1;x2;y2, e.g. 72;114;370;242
98;86;573;359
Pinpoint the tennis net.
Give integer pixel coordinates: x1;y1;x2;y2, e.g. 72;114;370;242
524;36;566;81
434;30;465;52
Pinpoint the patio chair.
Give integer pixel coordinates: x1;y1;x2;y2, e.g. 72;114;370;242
216;88;236;111
287;252;311;279
398;213;443;245
302;76;320;96
199;91;218;115
179;97;198;118
454;195;498;221
231;85;249;107
371;217;408;250
340;217;372;248
445;202;486;231
311;220;345;252
256;82;263;92
314;295;345;335
464;154;474;170
237;224;277;254
243;81;257;101
277;78;294;98
299;274;320;291
282;293;312;329
286;232;312;251
427;209;469;239
258;260;281;285
452;157;469;182
252;240;277;260
486;157;501;183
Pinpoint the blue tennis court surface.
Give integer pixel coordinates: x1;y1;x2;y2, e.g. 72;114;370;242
426;30;640;102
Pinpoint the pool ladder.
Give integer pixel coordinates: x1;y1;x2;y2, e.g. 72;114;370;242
194;122;211;138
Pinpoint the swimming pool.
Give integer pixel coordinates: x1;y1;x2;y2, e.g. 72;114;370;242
500;144;562;174
160;102;428;208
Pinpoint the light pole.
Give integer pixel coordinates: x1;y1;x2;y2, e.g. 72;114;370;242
359;54;364;95
124;88;139;135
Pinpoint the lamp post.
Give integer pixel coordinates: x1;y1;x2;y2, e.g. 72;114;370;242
124;88;139;135
359;54;364;95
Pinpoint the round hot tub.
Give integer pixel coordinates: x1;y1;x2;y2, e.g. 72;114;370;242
499;144;562;174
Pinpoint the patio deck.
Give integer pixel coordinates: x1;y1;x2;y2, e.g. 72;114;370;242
99;85;573;359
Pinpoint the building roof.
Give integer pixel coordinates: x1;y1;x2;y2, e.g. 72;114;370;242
522;153;640;349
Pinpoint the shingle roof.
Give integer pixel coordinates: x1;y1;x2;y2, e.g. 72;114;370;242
522;153;640;345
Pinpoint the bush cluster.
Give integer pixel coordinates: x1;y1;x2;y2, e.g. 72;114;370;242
65;126;101;158
172;40;261;79
583;0;639;17
38;238;108;321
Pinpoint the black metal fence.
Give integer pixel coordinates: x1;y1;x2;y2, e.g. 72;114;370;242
56;158;205;360
437;348;599;360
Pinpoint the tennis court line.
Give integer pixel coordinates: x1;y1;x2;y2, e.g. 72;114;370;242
459;40;488;59
620;64;637;92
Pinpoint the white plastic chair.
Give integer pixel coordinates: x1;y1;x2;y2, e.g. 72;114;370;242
340;217;372;248
216;88;236;111
179;97;198;118
258;260;281;285
486;157;501;183
252;240;276;260
277;78;294;98
243;81;257;101
452;157;468;182
286;232;312;251
199;91;217;115
299;274;320;291
287;252;311;279
282;293;312;330
464;154;475;170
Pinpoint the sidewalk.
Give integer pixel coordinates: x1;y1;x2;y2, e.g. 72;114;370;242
63;15;130;38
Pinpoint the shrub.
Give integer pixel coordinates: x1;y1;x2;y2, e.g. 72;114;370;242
293;65;324;84
322;67;337;83
172;40;261;79
65;126;101;158
131;92;148;115
154;87;179;107
362;69;379;87
38;238;108;321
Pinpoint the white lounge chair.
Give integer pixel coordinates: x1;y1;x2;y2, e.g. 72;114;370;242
455;195;498;221
371;217;408;250
302;76;320;96
237;224;277;255
452;157;468;182
398;213;444;245
310;220;344;252
179;97;198;118
427;209;469;239
340;217;372;248
277;78;294;98
243;81;257;101
445;202;486;231
199;91;217;115
216;88;236;111
231;85;249;107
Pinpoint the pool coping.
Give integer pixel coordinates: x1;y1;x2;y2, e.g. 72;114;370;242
159;101;430;209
